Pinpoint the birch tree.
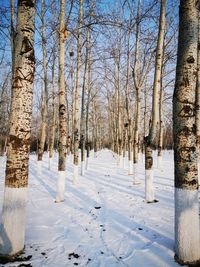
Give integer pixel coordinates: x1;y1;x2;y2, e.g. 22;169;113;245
157;46;165;169
55;0;67;202
69;51;75;156
132;0;141;184
49;0;57;169
125;6;133;175
196;7;200;186
37;0;48;170
80;27;89;176
173;0;200;264
73;0;83;184
145;0;166;203
117;44;123;168
0;0;36;256
85;35;92;170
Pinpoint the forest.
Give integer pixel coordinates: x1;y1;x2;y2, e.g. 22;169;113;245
0;0;199;266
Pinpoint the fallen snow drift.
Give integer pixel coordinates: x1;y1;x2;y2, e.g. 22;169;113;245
0;150;193;267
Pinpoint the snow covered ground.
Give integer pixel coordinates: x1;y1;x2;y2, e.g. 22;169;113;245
0;149;194;267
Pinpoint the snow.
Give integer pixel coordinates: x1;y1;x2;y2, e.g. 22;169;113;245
0;149;193;266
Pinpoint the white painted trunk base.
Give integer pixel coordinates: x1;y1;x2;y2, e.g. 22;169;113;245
48;157;53;170
55;171;66;202
0;187;28;256
111;152;116;160
66;154;70;162
142;154;144;164
175;188;200;263
133;163;140;184
70;154;74;164
139;153;143;162
157;156;162;169
145;169;155;202
73;165;78;184
123;157;126;169
117;155;120;166
128;160;133;175
81;161;85;176
0;157;5;168
85;157;89;170
119;155;123;169
94;152;97;158
90;150;94;158
37;160;42;176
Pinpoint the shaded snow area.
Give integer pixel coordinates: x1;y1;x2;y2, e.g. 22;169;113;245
0;149;193;267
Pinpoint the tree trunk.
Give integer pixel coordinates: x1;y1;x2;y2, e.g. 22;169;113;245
157;64;164;169
55;0;67;202
173;0;200;264
145;0;166;202
143;82;147;155
10;0;15;78
85;89;91;168
196;7;200;186
37;0;48;165
117;55;123;168
49;1;57;169
85;48;92;170
132;0;141;184
122;124;127;168
125;22;132;174
70;56;75;156
157;34;166;169
0;0;35;257
65;85;70;157
73;0;83;183
80;28;90;176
